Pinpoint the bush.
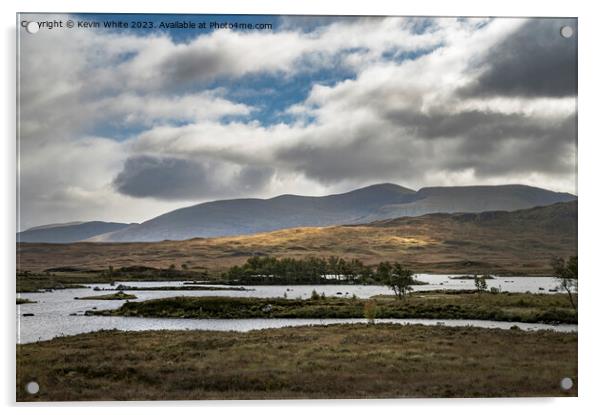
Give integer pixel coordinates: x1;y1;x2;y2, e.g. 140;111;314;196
364;300;377;324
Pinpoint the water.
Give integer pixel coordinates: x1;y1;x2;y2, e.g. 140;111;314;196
16;275;573;344
89;273;564;297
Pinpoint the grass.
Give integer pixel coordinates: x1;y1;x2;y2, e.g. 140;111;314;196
17;273;87;293
16;324;577;401
93;291;577;324
75;292;137;301
16;202;577;276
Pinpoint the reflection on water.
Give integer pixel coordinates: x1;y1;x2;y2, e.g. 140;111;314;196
16;274;574;344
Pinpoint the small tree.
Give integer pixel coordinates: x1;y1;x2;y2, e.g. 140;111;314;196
381;262;415;300
474;275;488;293
551;256;578;312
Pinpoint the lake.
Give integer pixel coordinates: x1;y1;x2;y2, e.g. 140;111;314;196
16;274;574;344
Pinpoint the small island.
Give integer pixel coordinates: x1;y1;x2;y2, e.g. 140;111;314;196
75;291;137;301
110;284;252;291
92;291;577;324
449;275;495;280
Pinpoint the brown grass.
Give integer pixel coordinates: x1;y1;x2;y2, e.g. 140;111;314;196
16;324;577;401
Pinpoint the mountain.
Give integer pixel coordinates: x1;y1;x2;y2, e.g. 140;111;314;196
26;221;85;231
17;201;577;275
17;221;133;243
89;183;575;242
90;183;416;242
367;184;577;221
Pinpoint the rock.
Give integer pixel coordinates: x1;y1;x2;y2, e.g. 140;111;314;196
262;304;273;313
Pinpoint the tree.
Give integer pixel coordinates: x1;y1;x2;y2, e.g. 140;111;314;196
376;261;392;281
391;263;415;299
474;275;488;293
551;256;578;312
377;262;415;300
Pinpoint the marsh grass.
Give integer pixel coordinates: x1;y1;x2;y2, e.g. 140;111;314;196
16;324;577;401
95;291;577;324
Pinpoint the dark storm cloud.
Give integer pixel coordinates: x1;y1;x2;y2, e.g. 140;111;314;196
442;115;576;177
113;155;273;200
383;108;566;140
276;126;422;184
277;107;575;184
159;48;233;86
463;18;577;98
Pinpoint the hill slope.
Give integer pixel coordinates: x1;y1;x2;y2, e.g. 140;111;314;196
17;221;132;243
17;201;577;275
91;183;575;242
373;185;576;220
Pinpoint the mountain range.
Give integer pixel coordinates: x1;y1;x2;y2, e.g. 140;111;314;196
17;201;578;275
17;183;576;243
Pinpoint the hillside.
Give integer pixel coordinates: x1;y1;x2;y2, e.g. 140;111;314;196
373;185;577;220
17;201;577;275
16;221;133;243
86;183;575;242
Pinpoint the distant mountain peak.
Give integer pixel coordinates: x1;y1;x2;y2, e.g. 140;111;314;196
18;183;576;243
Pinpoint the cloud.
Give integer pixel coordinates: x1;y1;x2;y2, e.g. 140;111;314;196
98;90;252;126
115;17;444;89
461;18;577;98
112;18;577;194
113;155;274;200
269;18;577;186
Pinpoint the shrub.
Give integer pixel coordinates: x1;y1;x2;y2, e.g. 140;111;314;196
364;300;377;324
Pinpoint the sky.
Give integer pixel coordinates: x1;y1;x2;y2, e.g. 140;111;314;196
17;14;577;230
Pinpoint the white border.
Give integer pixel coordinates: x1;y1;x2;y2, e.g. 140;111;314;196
3;1;601;414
